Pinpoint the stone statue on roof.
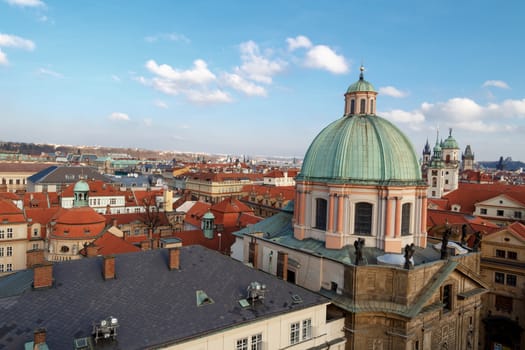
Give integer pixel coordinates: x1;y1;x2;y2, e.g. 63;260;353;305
472;231;482;252
461;224;468;246
354;238;365;265
404;243;415;269
441;226;452;259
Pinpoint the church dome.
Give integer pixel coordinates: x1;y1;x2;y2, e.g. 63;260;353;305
346;66;376;93
297;115;423;185
441;131;459;149
74;180;90;192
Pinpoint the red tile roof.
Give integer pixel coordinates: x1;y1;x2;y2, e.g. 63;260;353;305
25;207;61;239
427;209;500;237
443;183;525;213
172;229;235;254
51;207;106;238
211;198;255;227
0;199;25;223
184;202;211;228
507;221;525;239
61;180;124;197
242;185;295;201
86;232;141;255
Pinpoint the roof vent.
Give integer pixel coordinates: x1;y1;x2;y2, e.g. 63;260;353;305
92;316;119;344
196;290;214;306
291;294;303;304
246;281;268;306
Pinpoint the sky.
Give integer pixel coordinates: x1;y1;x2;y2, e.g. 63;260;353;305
1;0;525;161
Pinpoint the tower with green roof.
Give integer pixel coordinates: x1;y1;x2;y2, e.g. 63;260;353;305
426;128;460;198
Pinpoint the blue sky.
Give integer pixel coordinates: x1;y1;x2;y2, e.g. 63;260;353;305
1;0;525;161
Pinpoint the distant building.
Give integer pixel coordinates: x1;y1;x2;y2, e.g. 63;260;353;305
0;245;346;349
424;129;461;198
0;162;53;192
26;165;111;192
462;144;475;171
185;172;263;204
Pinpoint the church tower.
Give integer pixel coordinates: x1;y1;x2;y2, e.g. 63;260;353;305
462;144;475;171
426;129;460;198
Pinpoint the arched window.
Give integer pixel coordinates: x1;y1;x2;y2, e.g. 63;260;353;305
350;99;355;114
360;99;366;114
354;202;372;235
370;99;374;114
401;203;411;235
315;198;327;230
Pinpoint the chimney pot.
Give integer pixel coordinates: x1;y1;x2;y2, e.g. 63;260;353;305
140;240;151;250
33;327;47;348
103;255;115;280
86;244;99;257
169;247;180;270
33;262;53;289
26;249;45;269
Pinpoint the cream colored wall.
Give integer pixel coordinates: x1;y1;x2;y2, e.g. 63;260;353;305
164;303;345;350
0;222;27;272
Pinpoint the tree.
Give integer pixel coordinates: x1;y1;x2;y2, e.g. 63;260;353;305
140;193;162;239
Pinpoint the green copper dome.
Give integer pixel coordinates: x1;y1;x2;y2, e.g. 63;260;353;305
346;66;376;93
297;115;423;185
346;79;376;93
442;131;459;149
73;180;90;192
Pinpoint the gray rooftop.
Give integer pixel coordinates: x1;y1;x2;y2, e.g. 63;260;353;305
27;166;111;185
0;245;327;349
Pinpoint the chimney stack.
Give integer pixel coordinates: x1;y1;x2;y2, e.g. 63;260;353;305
33;328;47;349
26;249;45;269
33;262;53;289
103;255;115;280
169;247;180;270
140;240;151;250
86;244;99;257
112;218;117;227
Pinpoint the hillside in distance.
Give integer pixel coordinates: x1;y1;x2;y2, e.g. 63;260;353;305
0;140;209;162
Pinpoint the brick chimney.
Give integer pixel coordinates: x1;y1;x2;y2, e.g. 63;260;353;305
86;244;99;257
33;262;53;289
26;249;45;269
112;218;117;227
33;328;47;349
103;255;115;280
168;247;180;270
140;240;151;250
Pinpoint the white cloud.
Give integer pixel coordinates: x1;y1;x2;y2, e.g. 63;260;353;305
383;97;525;135
0;49;7;65
109;112;130;121
286;35;312;51
221;73;267;96
145;33;190;44
186;89;232;104
237;40;287;84
378;86;408;98
382;109;425;125
5;0;44;7
304;45;348;74
146;59;216;84
37;68;63;78
0;33;35;50
482;80;510;89
154;100;168;109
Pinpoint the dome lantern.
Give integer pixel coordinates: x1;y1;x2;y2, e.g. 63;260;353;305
344;65;378;116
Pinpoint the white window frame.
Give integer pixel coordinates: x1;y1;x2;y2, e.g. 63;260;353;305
290;321;300;345
6;228;13;238
251;333;262;350
236;337;248;350
302;319;312;341
6;246;12;256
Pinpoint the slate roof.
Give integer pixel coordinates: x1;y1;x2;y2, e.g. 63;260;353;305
27;166;111;185
0;246;327;349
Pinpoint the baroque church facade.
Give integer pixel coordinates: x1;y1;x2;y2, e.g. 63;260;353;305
233;68;487;350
